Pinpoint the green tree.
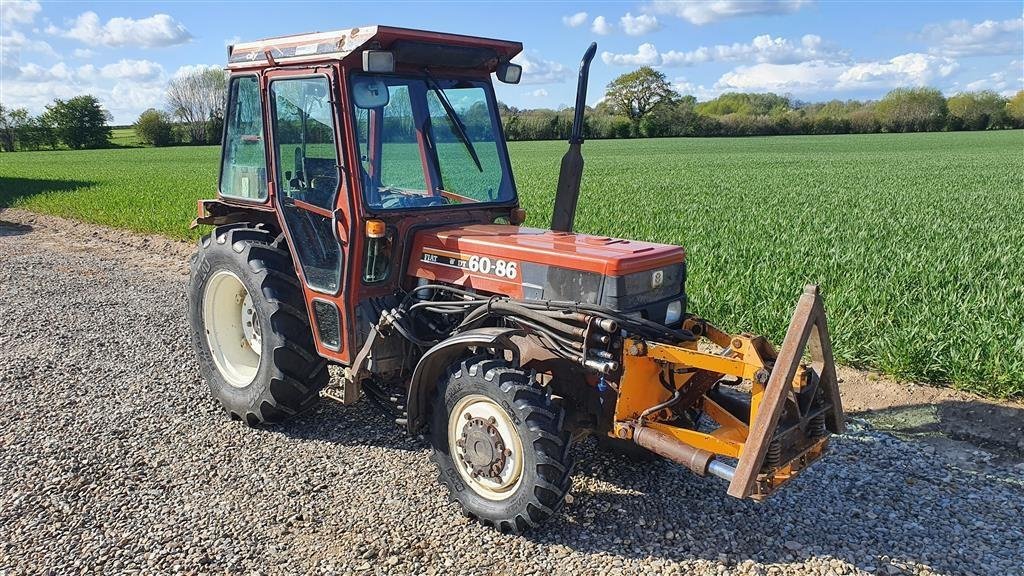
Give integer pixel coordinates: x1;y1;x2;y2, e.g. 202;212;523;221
696;92;791;117
1004;90;1024;128
0;105;30;152
874;87;947;133
604;67;679;126
947;91;1008;130
641;96;698;137
43;95;111;149
134;108;175;146
17;115;57;150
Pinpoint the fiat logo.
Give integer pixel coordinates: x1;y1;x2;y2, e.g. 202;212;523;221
651;270;664;288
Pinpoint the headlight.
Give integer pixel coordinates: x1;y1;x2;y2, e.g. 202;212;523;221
665;300;683;325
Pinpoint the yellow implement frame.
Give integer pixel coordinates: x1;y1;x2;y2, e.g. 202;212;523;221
611;285;844;500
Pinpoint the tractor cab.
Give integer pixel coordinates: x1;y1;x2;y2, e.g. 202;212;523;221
204;26;529;363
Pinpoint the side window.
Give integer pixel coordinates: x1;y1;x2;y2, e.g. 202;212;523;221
220;76;268;200
270;77;340;209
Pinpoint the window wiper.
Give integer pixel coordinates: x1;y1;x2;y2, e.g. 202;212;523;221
423;70;483;172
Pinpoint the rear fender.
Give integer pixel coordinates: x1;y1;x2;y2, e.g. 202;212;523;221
406;327;525;434
191;198;280;232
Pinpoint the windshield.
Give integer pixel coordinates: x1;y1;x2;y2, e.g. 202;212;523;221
350;73;516;211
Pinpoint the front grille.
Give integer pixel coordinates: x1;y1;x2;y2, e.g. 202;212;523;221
600;263;685;311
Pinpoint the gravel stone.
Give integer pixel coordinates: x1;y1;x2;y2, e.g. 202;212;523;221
1;211;1023;575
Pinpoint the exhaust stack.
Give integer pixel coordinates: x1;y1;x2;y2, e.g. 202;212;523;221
551;42;597;233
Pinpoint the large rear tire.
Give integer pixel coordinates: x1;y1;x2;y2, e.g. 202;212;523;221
187;224;327;425
430;355;574;533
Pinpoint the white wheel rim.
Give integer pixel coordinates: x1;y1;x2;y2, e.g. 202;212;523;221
448;394;525;501
202;269;261;388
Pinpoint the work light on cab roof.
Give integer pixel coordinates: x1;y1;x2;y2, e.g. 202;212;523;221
188;24;844;533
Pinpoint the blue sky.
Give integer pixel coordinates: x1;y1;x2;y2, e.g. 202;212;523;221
1;1;1021;124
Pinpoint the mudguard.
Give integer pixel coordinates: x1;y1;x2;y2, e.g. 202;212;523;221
405;327;525;434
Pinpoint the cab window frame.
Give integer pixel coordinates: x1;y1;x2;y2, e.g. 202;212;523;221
266;72;344;212
345;69;520;215
218;73;271;204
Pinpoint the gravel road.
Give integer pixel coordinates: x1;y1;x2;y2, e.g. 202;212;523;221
1;210;1022;575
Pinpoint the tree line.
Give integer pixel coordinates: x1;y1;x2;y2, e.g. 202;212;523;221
501;67;1024;141
3;65;1022;152
0;68;227;152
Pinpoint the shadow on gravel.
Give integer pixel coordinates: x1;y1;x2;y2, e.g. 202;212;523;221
0;218;33;236
856;399;1024;462
274;400;425;453
0;176;97;208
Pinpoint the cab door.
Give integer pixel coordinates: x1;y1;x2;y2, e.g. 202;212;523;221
265;68;353;362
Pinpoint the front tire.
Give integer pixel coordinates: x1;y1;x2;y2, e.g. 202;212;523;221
187;224;327;425
430;355;574;532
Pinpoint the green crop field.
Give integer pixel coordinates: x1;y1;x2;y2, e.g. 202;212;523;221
2;131;1022;397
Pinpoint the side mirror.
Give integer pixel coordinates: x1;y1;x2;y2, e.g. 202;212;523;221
352;77;390;109
496;62;522;85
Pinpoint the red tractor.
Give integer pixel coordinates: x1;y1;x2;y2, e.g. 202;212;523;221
188;26;844;532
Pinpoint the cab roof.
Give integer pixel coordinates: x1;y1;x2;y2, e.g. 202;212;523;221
227;25;523;72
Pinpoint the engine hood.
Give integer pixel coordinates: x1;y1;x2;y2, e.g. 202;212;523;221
407;224;686;302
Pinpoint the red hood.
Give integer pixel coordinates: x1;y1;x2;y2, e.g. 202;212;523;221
410;224;684;277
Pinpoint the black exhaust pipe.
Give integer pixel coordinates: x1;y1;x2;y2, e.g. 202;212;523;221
551;42;597;233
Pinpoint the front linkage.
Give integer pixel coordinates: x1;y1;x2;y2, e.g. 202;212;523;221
614;285;844;500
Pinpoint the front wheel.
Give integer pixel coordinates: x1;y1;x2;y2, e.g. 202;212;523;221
430;355;574;533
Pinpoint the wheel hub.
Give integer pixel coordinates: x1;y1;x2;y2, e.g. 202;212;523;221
458;415;510;479
241;292;261;355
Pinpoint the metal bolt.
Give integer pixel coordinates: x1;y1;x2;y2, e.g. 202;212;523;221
487;416;496;425
504;449;512;457
755;369;770;385
464;413;473;421
732;338;742;349
456;438;465;448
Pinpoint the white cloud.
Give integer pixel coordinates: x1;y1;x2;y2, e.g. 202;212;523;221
591;15;614;35
716;61;846;92
963;70;1020;96
49;11;192;48
172;63;221;78
620;12;660;36
921;16;1023;57
601;43;660;66
562;12;588;28
528;88;549;97
1;0;41;26
647;0;812;26
511;51;568;84
72;48;95;59
836;53;957;89
660;33;837;66
100;59;164;81
671;77;721;100
0;28;58;65
713;52;959;94
2;55;219;123
16;61;74;82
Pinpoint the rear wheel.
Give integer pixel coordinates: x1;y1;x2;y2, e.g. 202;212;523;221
430;355;574;532
187;224;327;424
